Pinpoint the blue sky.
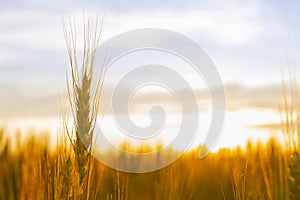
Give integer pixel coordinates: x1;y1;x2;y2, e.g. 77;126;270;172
0;0;299;119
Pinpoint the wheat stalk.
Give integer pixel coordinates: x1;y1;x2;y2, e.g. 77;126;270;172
280;69;300;199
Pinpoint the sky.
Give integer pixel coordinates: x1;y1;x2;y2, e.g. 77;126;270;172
0;0;299;150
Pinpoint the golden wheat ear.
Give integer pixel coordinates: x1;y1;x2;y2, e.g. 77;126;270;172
62;15;105;200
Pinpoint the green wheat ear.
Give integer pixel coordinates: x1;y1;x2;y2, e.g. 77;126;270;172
62;15;106;200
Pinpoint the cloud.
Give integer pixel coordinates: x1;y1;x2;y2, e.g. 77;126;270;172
96;81;284;115
249;123;282;132
0;74;288;119
100;7;263;46
1;0;258;13
224;83;282;110
0;0;264;51
0;93;65;119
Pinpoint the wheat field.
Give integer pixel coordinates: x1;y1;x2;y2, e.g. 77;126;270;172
1;128;300;200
